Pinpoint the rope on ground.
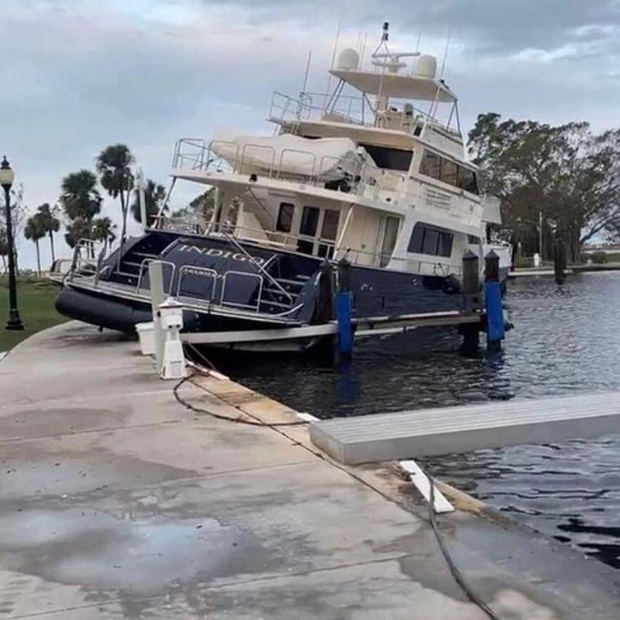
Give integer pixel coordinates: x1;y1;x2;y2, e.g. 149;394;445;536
173;358;306;429
427;470;502;620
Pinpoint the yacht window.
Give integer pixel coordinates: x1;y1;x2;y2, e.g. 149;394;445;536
276;202;294;233
299;206;320;236
297;206;320;255
408;223;453;258
420;151;441;179
457;168;479;194
318;209;340;258
467;235;480;244
360;144;413;171
441;160;458;186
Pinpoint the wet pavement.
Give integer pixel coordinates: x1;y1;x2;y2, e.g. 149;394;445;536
1;322;620;618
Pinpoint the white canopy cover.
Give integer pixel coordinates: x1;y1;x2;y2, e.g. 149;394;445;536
211;134;364;181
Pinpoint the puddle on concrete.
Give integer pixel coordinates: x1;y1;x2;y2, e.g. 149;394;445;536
0;506;276;593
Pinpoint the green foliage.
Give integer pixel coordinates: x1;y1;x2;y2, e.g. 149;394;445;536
468;114;620;262
171;187;216;220
36;203;61;261
591;251;608;264
24;213;47;274
131;179;167;224
96;144;134;242
0;278;66;351
60;170;102;221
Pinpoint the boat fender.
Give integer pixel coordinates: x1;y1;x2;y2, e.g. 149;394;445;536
442;274;461;295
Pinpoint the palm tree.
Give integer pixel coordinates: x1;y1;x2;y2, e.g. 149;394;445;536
130;179;167;225
92;216;117;247
24;213;46;276
96;144;134;244
36;203;61;262
60;170;102;222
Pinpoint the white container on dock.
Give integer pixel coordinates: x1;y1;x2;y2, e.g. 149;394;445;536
136;322;155;356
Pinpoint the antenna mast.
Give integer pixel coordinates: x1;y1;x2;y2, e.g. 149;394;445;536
440;28;452;80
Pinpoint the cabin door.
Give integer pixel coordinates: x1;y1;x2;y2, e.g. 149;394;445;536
379;216;400;267
297;206;340;258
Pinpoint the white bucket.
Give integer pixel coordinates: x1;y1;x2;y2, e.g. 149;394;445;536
136;322;155;356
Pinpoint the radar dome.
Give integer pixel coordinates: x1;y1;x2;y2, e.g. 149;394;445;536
414;55;437;79
337;48;360;71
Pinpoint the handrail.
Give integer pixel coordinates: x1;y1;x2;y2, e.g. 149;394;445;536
220;271;263;312
136;259;177;295
219;230;294;305
176;265;218;298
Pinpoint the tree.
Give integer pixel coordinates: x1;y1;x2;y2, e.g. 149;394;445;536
96;144;134;244
0;183;27;274
92;216;117;246
0;227;7;274
468;114;620;262
36;203;61;262
24;213;46;276
59;170;103;252
130;179;166;225
171;188;217;221
60;170;102;222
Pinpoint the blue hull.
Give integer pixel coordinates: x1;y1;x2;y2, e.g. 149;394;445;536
55;229;485;337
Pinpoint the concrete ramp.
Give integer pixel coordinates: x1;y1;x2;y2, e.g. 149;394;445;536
310;392;620;465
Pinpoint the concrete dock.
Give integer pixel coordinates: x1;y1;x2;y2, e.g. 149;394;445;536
2;322;620;619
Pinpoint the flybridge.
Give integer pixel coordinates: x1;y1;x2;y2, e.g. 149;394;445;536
269;22;463;140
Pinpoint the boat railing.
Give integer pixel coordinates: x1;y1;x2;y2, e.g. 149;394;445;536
173;138;363;189
269;91;368;126
267;90;458;137
175;265;218;299
136;259;177;296
219;229;295;305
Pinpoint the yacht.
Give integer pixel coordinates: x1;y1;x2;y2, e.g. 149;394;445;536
55;23;511;350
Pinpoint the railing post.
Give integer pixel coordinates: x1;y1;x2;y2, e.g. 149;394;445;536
484;250;504;351
336;258;353;357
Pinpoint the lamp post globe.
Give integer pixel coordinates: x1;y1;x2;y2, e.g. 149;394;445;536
1;156;24;331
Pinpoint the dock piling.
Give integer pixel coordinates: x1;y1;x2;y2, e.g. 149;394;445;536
484;250;504;351
336;258;353;357
554;238;567;285
460;251;480;354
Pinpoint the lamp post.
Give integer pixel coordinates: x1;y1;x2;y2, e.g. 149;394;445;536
1;157;24;331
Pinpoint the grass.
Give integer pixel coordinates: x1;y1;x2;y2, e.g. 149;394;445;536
0;278;67;352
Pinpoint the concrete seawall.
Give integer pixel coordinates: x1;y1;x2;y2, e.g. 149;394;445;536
1;322;619;619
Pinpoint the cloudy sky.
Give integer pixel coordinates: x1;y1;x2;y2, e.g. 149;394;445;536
2;0;619;268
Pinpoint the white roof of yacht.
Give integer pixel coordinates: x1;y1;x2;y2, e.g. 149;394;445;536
328;69;457;103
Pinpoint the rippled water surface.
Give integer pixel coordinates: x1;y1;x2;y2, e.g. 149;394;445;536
215;272;620;568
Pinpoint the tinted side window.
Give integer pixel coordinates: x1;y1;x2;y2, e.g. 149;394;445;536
407;223;454;258
360;144;413;171
441;160;458;186
276;203;294;233
420;151;441;179
458;168;479;194
299;206;320;236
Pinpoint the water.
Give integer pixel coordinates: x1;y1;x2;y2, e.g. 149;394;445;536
215;272;620;569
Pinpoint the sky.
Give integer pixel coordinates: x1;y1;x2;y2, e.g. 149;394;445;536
2;0;620;269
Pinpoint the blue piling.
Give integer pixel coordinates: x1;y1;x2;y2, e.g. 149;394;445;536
336;258;353;357
484;250;504;351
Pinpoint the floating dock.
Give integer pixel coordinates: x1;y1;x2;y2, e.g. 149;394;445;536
310;392;620;465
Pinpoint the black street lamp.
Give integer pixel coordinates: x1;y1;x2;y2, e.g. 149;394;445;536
1;157;24;331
